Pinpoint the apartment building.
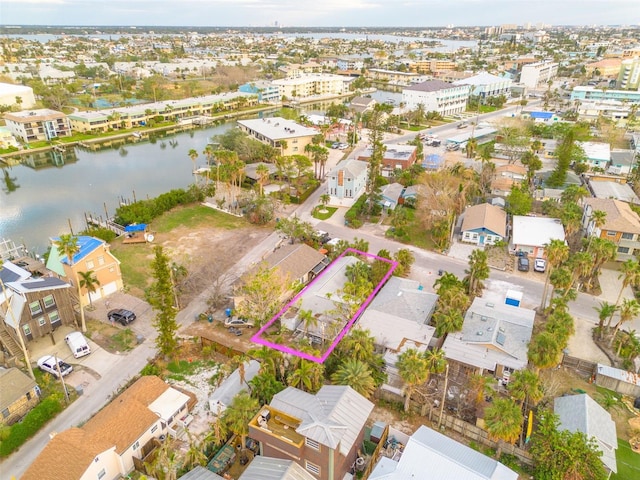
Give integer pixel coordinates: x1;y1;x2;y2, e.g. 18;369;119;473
236;117;317;156
519;61;558;88
410;59;457;74
0;82;36;109
4;109;71;142
453;72;512;99
249;386;374;480
402;80;470;116
272;74;348;100
617;57;640;90
585;58;623;78
367;68;421;86
570;86;640;103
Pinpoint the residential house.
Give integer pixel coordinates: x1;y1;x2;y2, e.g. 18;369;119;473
580;141;611;171
327;159;368;206
378;183;405;209
519;61;558;88
4;109;71;143
452;72;512;99
491;164;527;196
554;394;618;476
583;198;640;261
367;69;420;86
237;117;317;156
369;425;518;480
349;96;377;114
249;385;374;480
22;376;195;480
585;58;623;78
178;466;225;480
244;161;279;193
521;110;560;123
442;298;535;379
586;177;640;203
0;367;40;425
608;149;636;175
239;457;315;480
0;262;75;357
357;144;417;177
510;215;566;258
336;57;364;71
460;203;507;246
46;236;123;306
410;59;458;74
208;360;260;416
261;243;329;286
402;80;471;117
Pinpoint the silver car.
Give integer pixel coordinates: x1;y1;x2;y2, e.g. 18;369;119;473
37;355;73;378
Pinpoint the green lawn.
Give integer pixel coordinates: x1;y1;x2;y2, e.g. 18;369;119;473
153;204;247;232
312;206;338;220
611;438;640;480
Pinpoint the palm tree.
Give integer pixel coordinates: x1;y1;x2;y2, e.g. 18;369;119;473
182;433;208;470
587;209;607;249
287;359;324;393
255;163;270;197
397;348;430;412
78;270;100;309
610;298;640;348
464;249;490;297
563;251;592;300
423;348;447;375
508;368;544;414
611;260;640;322
298;308;319;338
221;391;259;455
540;239;569;311
528;331;562;372
56;234;87;332
331;359;376;398
595;302;617;340
433;309;464;338
586;238;617;289
248;345;284;379
484;398;523;459
249;371;284;405
469;374;492;408
188;148;199;183
319;193;330;209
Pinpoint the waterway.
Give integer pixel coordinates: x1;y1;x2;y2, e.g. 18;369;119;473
0;123;233;257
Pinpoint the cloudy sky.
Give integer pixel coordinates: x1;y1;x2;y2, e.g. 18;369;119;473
1;0;638;27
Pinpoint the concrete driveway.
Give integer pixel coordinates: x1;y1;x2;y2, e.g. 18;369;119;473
597;265;638;333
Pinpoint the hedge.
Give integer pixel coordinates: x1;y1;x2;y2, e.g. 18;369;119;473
0;397;64;457
113;186;206;225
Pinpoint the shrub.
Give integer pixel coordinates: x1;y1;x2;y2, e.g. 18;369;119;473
114;186;205;225
0;397;63;457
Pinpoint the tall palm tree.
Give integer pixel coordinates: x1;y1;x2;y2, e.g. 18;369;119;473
563;251;592;300
188;148;199;183
222;391;259;455
587;209;607;250
508;368;544;414
287;359;324;393
78;270;100;309
528;331;562;372
613;260;640;314
255;163;270;197
464;249;490;297
397;348;430;412
540;239;569;311
586;238;617;290
594;301;617;340
56;234;87;332
484;398;523;459
248;345;284;379
610;298;640;348
331;359;376;398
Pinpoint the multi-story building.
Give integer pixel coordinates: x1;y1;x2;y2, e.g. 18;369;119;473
4;109;71;143
46;236;124;306
583;198;640;261
367;69;421;86
0;82;36;109
357;144;417;176
453;72;512;99
409;59;457;74
402;80;470;117
585;58;623;78
571;86;640;103
237;117;317;156
327;159;369;205
249;385;374;480
336;57;364;71
272;74;348;100
519;61;558;88
238;81;281;103
617;57;640;90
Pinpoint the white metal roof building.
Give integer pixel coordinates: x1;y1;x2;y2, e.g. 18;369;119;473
237;117;317;156
0;82;36;108
510;216;565;258
369;425;518;480
238;456;315;480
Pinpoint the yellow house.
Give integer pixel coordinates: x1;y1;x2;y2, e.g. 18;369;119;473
46;236;123;306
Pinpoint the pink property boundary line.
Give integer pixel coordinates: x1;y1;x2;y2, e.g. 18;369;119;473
250;248;398;364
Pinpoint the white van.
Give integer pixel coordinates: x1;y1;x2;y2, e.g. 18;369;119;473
65;331;91;358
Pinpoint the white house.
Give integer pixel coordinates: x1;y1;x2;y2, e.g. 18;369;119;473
327;159;369;206
402;80;470;117
579;141;611;170
510;215;566;258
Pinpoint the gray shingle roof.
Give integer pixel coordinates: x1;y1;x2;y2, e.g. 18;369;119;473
270;385;373;457
554;394;618;473
0;367;37;411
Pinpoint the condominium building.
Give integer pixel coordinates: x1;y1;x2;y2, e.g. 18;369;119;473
410;59;457;74
617;57;640;90
453;72;512;99
272;74;348;100
402;80;470;116
4;109;71;142
519;61;558;88
236;117;317;156
585;58;623;78
571;86;640;104
0;82;36;109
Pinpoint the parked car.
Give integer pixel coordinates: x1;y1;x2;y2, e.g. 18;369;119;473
457;122;468;129
65;331;91;358
108;308;136;326
37;355;73;378
224;316;254;328
517;256;530;272
338;143;349;150
331;142;340;149
534;258;547;273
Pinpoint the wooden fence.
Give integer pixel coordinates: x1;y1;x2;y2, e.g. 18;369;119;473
561;354;597;380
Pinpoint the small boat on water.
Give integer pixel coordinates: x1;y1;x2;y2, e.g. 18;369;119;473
132;132;142;139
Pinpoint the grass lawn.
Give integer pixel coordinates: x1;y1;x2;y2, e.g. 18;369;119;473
611;439;640;480
312;206;338;220
384;208;437;250
153;204;247;232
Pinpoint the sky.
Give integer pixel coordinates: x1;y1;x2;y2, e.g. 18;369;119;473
1;0;639;28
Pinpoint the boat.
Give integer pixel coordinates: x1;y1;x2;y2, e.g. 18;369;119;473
132;132;142;139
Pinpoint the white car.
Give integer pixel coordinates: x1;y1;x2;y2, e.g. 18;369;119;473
224;317;254;328
534;258;547;273
37;355;73;378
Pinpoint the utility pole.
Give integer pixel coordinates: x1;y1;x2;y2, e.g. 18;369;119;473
438;363;449;429
54;353;70;404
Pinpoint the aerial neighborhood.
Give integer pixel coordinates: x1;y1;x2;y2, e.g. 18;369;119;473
2;17;640;480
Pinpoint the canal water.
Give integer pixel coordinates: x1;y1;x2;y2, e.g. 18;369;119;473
0;123;233;256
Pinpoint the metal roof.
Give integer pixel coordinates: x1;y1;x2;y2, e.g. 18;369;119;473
50;236;105;265
554;394;618;473
369;425;518;480
7;277;70;293
238;456;315;480
178;466;225;480
511;216;565;248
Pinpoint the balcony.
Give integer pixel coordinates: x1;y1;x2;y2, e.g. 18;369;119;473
250;406;304;447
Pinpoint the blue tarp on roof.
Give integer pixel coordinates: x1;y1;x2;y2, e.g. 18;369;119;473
52;236;104;265
423;154;444;170
529;111;554;120
124;224;147;232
